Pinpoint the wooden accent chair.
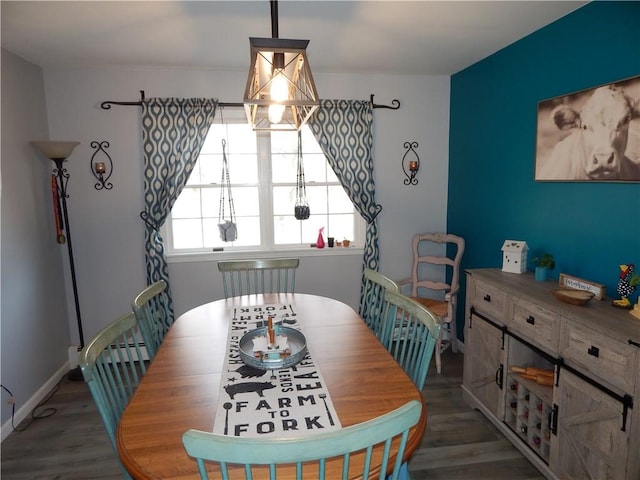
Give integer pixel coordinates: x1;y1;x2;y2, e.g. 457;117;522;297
182;400;422;480
131;279;171;361
360;268;400;339
217;258;300;299
398;232;465;374
79;312;146;480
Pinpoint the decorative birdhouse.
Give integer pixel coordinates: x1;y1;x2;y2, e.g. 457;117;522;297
501;240;528;274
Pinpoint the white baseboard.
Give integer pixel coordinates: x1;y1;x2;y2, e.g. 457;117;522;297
1;361;71;443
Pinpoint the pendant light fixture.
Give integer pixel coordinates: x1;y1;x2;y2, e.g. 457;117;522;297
243;0;319;131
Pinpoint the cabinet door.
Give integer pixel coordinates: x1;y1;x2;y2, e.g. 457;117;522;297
551;369;632;480
463;312;504;418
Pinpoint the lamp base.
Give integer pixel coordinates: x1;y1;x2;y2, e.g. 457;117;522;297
68;366;84;382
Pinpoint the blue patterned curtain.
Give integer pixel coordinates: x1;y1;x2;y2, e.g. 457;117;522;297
140;98;218;313
307;100;382;273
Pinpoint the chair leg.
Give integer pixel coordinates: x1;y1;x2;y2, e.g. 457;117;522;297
435;336;442;374
390;461;411;480
449;317;458;353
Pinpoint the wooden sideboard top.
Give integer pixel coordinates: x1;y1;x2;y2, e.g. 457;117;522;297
466;268;640;346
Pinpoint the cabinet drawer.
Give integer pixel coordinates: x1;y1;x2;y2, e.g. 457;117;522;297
559;321;638;394
509;299;560;354
469;279;506;320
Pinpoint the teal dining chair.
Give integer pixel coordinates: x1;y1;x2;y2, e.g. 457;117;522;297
379;290;441;391
360;268;400;339
131;279;171;360
79;311;146;480
182;399;422;480
217;258;300;299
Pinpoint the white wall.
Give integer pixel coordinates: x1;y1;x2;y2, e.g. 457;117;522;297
41;66;450;342
1;50;71;429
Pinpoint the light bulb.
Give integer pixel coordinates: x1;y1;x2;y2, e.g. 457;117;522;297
270;70;289;102
268;104;285;124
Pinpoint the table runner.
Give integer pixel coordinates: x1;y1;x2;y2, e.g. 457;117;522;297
213;304;342;438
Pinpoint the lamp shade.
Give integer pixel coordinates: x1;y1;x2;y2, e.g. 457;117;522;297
244;37;319;131
31;141;80;160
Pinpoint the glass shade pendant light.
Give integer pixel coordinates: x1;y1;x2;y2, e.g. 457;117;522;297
243;1;319;131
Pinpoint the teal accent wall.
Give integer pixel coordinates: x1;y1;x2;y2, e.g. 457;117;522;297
449;1;640;339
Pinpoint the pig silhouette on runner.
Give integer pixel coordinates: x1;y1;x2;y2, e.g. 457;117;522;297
224;381;276;399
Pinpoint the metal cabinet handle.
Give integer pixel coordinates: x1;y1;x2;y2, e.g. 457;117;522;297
526;315;535;325
483;294;491;302
495;364;504;389
587;345;600;357
549;404;558;436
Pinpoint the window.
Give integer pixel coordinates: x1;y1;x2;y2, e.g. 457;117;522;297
165;112;363;254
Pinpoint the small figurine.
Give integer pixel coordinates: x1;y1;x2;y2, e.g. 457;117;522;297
612;263;640;309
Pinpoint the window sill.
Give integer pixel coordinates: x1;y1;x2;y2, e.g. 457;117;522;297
166;246;364;264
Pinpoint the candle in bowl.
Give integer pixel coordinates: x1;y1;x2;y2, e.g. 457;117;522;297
409;160;418;172
94;162;106;174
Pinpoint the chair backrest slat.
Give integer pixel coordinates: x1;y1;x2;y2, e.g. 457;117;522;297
183;399;422;480
217;258;300;299
80;312;146;479
359;269;399;338
410;232;465;303
132;280;171;360
379;290;441;390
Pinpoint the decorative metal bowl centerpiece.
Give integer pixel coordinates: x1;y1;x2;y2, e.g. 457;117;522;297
239;317;308;370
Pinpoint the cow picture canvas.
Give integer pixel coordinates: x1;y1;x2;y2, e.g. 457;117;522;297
535;75;640;182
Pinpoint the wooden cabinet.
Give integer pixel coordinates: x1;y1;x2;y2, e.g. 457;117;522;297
462;269;640;480
462;311;505;419
510;298;560;353
552;369;633;479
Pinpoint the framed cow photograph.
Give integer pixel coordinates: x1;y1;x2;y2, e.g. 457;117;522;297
535;75;640;182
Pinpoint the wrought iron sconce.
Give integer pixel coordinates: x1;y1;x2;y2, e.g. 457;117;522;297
90;140;113;190
402;141;420;185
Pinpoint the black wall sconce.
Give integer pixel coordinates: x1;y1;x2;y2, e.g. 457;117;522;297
402;141;420;185
90;140;113;190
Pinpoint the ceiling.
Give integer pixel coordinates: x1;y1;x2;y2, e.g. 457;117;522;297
1;1;587;76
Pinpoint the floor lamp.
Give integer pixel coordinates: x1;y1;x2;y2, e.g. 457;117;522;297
31;141;85;381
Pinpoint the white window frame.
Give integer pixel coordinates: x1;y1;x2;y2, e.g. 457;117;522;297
164;112;365;260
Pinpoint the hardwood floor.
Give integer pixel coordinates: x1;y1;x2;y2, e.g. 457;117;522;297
1;350;545;479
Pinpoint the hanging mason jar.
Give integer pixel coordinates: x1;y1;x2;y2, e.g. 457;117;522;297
294;130;310;220
218;138;238;242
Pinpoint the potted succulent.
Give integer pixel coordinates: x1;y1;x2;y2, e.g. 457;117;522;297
533;253;555;281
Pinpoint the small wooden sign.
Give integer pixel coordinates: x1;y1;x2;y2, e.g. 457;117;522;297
558;273;606;300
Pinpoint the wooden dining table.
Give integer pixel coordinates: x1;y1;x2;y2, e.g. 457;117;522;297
117;293;427;479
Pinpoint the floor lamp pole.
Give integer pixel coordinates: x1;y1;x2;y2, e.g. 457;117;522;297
31;141;85;381
53;159;86;359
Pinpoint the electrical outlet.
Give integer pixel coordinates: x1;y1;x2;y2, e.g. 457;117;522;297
68;345;80;368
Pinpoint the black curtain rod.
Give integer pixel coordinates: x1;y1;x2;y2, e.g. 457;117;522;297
99;91;400;110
